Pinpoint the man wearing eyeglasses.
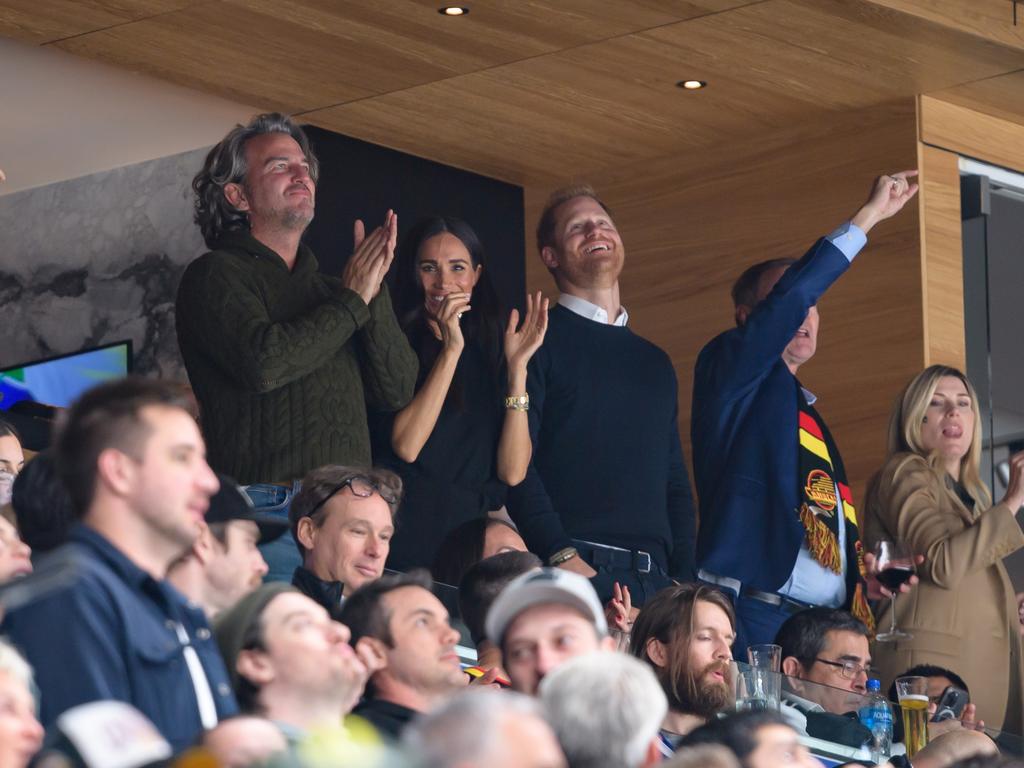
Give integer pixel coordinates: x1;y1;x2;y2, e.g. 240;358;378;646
287;465;401;615
774;607;874;748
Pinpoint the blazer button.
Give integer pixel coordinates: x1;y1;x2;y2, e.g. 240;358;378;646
217;683;232;697
197;628;211;641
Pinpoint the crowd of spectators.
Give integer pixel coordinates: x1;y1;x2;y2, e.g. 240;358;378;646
0;111;1020;768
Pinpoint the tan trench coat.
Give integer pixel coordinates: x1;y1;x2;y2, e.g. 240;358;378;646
863;452;1024;735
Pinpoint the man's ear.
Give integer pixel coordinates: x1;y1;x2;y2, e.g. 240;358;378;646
236;648;275;686
735;304;751;327
356;636;390;672
540;245;559;271
95;448;136;498
296;517;317;552
192;523;215;564
645;637;669;669
223;182;250;212
781;656;802;677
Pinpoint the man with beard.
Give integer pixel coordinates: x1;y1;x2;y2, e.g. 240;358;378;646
177;113;417;580
506;185;696;604
630;583;736;756
167;473;287;619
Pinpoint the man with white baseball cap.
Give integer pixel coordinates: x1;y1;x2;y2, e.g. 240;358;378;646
485;568;616;695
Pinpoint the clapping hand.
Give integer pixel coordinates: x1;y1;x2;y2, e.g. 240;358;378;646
504;291;549;373
342;209;398;305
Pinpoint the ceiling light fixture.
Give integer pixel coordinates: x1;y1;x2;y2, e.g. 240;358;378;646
439;6;469;15
677;80;707;90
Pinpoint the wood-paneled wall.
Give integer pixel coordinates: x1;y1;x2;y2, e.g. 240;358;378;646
524;100;923;510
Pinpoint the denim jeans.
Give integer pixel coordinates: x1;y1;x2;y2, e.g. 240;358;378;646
244;481;302;583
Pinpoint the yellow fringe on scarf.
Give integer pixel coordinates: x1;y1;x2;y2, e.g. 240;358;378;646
799;503;842;574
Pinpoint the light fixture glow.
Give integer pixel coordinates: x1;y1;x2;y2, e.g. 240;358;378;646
677;80;707;90
439;6;469;15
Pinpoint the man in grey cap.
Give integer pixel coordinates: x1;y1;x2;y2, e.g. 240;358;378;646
168;472;288;619
214;583;374;742
485;568;616;695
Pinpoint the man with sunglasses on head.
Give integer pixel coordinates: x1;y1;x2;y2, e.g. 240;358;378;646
287;466;401;616
774;607;874;748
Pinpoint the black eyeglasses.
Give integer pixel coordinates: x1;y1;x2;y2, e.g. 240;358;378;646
304;476;397;519
813;658;874;680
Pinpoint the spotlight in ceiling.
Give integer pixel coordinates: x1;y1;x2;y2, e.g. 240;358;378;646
677;80;707;90
439;6;469;15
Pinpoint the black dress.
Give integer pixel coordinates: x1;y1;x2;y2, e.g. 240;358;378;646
371;335;506;571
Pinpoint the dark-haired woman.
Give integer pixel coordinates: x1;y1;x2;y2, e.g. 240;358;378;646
372;217;546;570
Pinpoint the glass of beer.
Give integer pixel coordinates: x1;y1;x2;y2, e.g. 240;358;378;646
896;676;929;757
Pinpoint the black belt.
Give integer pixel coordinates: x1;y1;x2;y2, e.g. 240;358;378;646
572;539;658;575
740;586;812;615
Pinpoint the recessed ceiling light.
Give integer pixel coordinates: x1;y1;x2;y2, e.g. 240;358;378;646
677;80;707;90
439;6;469;15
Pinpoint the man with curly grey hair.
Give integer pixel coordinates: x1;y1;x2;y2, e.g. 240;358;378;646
176;113;417;579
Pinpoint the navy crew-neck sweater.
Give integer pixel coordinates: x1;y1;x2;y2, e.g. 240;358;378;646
507;304;696;578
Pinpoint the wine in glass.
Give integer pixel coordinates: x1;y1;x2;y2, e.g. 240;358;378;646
874;539;916;642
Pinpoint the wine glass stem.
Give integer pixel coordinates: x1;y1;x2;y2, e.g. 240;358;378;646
890;595;897;635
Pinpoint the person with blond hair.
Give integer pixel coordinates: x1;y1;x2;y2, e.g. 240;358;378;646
0;638;44;768
864;364;1024;734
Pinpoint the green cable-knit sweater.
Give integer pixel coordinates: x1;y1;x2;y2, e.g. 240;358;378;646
175;231;417;484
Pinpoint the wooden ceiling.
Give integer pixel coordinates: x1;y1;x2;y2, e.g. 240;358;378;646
3;0;1024;185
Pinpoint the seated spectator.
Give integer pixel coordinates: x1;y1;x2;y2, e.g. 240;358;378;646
338;570;468;739
774;608;872;747
629;583;736;752
1;377;235;750
201;715;288;768
402;688;566;768
458;550;542;677
167;473;286;618
887;664;979;742
680;710;819;768
10;450;76;552
0;638;43;768
374;215;547;572
539;651;667;768
432;516;527;587
0;419;24;508
485;567;615;695
664;745;740;768
214;583;371;744
0;511;31;583
289;465;401;616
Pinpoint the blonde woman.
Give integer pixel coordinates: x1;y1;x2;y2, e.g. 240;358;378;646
864;365;1024;733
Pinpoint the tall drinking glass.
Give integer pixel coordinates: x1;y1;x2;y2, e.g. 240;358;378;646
874;539;916;642
896;676;929;758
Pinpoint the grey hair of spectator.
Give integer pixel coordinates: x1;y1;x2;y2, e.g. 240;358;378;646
0;637;33;688
402;688;549;768
539;651;667;768
664;744;740;768
192;113;320;248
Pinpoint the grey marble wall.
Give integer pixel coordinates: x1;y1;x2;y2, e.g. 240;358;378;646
1;147;211;379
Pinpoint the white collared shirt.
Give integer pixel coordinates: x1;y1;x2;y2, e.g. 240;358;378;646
557;294;629;326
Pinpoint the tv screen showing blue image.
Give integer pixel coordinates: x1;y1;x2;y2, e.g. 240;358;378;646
0;341;133;411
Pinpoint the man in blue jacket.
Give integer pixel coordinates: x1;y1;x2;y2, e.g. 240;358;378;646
2;377;238;750
691;172;918;652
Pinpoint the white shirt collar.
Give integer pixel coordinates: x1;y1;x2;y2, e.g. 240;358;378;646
558;294;628;326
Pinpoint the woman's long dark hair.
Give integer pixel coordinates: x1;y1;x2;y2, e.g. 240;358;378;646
393;217;505;406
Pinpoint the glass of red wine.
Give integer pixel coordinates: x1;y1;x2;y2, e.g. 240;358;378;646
874;539;916;642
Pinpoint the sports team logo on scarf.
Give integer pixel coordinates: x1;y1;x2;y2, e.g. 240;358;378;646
797;395;875;632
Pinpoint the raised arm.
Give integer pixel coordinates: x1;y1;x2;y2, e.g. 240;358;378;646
497;292;549;486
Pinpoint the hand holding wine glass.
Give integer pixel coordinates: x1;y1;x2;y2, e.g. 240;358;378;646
874;539;917;642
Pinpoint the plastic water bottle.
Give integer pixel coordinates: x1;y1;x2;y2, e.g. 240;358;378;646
858;678;893;763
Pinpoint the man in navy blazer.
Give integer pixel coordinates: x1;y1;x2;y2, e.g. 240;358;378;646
691;172;918;652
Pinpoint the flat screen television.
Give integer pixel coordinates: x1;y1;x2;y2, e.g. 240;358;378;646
0;340;133;411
